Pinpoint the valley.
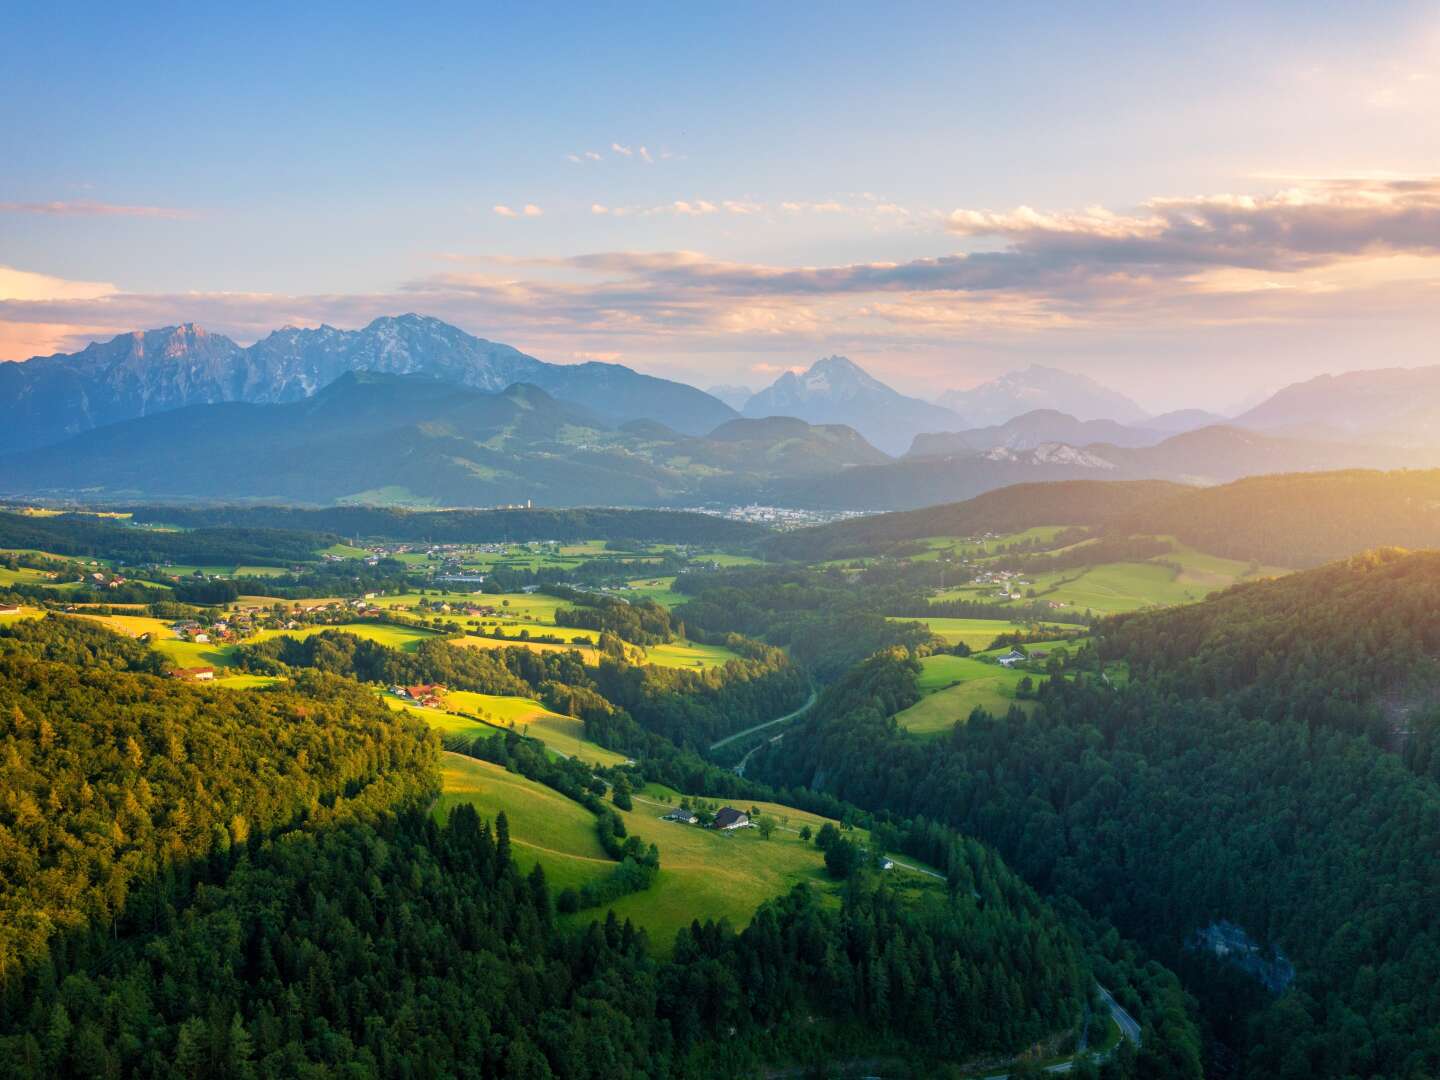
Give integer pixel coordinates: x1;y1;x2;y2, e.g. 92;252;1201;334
6;469;1440;1078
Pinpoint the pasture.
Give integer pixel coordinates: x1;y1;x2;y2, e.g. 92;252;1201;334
911;526;1073;562
434;754;614;893
886;615;1083;650
893;654;1034;736
430;757;948;954
625;577;687;608
404;690;629;767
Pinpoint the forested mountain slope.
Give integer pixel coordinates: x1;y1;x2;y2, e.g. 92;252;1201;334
1100;547;1440;759
1109;468;1440;566
0;611;1113;1077
750;569;1440;1077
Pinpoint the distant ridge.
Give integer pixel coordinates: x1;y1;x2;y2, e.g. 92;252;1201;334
937;364;1150;427
742;355;961;454
0;314;738;453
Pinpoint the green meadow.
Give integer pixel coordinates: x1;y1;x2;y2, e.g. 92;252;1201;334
436;754;921;954
393;690;630;767
893;654;1034;736
910;525;1072;561
886;615;1083;650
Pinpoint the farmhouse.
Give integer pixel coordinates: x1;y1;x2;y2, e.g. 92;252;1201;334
663;807;699;824
712;807;750;830
997;648;1027;668
0;604;22;615
169;667;216;681
396;683;446;708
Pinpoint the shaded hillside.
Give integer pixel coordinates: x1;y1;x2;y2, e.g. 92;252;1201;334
1099;546;1440;747
127;504;769;544
1109;469;1440;567
908;410;1163;454
767;479;1186;560
0;509;331;564
1236;364;1440;446
0;373;877;509
762;424;1435;511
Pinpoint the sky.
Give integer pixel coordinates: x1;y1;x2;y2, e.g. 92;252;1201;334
1;0;1438;413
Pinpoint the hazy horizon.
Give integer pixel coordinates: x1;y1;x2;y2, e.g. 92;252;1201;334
3;1;1438;413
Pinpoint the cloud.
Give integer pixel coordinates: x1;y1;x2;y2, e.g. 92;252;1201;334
610;142;633;157
494;204;543;219
492;205;518;218
639;146;653;164
7;178;1440;405
0;200;195;219
945;178;1440;273
522;204;543;217
0;264;117;302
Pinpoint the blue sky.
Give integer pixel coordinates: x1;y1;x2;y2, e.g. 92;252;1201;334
2;1;1438;410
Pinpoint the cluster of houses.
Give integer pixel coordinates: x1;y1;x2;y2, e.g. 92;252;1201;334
391;683;446;708
170;619;220;644
412;597;497;618
663;805;750;830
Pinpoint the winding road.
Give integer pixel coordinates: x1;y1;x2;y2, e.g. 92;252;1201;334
709;688;817;752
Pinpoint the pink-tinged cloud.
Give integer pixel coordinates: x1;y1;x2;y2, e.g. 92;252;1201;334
5;178;1440;410
0;200;195;219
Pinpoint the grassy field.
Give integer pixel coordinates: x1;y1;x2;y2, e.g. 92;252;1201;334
911;526;1073;562
0;566;55;587
450;636;602;661
886;615;1084;650
625;577;688;608
0;605;42;625
952;540;1291;616
642;639;740;669
435;754;614;892
591;793;840;949
401;690;630;767
894;654;1034;735
378;589;737;669
70;613;443;670
436;753;928;953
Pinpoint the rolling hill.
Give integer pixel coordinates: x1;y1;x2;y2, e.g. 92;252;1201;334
0;371;887;507
763;423;1436;511
907;409;1164;454
766;479;1185;560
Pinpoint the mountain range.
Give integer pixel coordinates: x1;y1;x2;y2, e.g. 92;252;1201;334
1232;365;1440;446
10;313;1440;513
936;364;1151;427
740;355;961;454
0;372;887;507
0;314;738;454
760;424;1439;511
907;410;1166;455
